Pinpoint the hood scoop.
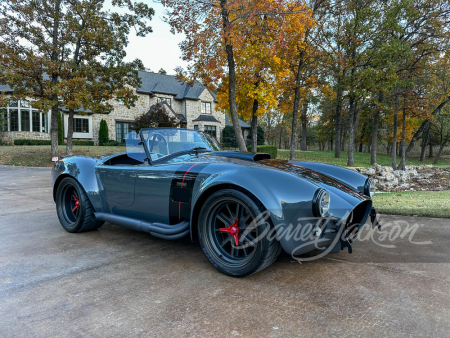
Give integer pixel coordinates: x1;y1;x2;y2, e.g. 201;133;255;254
211;151;271;162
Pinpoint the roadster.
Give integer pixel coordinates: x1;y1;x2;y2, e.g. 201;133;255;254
52;127;379;277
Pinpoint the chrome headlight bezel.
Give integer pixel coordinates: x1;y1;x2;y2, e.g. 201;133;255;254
364;178;375;198
313;189;331;217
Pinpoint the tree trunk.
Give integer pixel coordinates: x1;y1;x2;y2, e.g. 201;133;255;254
301;100;308;151
391;94;399;170
50;104;59;159
220;0;246;152
334;86;343;158
420;124;430;161
371;109;380;165
347;97;365;166
428;141;433;158
434;134;450;164
289;65;304;160
66;109;74;156
250;100;258;152
347;96;356;166
278;126;283;149
398;107;407;170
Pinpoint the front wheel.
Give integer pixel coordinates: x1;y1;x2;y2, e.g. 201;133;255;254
56;177;103;233
198;189;281;277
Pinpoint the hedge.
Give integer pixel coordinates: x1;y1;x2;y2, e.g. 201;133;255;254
247;145;277;159
13;139;94;146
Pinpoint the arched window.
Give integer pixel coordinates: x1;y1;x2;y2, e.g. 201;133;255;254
0;100;48;133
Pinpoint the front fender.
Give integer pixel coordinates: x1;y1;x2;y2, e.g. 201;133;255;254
52;156;103;212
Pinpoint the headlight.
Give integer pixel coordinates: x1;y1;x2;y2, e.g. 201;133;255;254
313;189;330;217
365;179;375;198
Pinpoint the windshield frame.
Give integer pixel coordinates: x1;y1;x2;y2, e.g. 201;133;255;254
138;127;223;165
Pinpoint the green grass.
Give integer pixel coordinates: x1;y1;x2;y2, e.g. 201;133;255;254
277;149;450;168
0;145;126;167
373;190;450;218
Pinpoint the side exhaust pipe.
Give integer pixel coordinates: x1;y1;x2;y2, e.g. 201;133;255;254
93;212;190;240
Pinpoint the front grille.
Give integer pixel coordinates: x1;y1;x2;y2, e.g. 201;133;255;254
345;200;371;243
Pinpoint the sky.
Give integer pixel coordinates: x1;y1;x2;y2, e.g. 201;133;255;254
105;1;188;75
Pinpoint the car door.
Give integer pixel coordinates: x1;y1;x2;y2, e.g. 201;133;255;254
95;164;138;208
132;155;204;225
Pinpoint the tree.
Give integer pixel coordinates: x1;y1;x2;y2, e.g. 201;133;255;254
162;0;308;152
247;126;265;145
158;68;168;75
98;119;109;146
58;112;64;145
131;103;179;132
0;0;154;159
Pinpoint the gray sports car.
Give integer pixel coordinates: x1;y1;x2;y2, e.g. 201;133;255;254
52;127;379;277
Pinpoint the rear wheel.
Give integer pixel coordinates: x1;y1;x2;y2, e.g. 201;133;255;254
198;189;281;277
56;177;103;233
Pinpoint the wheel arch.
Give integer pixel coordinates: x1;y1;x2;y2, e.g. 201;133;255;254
190;183;267;242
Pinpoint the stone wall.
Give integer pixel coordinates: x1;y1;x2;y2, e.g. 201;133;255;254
349;164;449;191
0;131;50;144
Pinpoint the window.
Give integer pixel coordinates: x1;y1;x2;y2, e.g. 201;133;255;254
21;110;30;131
1;101;48;133
9;109;19;131
32;111;40;132
194;125;199;130
201;102;212;114
116;121;133;142
157;97;172;107
204;125;216;139
74;118;89;133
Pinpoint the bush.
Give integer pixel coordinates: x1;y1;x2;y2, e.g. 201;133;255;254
247;145;277;159
71;140;94;146
58;112;64;144
13;139;95;146
98;119;109;146
246;126;265;145
222;125;238;148
0;140;12;146
106;140;123;146
220;142;229;148
14;139;52;145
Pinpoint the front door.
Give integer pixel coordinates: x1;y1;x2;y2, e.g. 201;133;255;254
96;165;137;208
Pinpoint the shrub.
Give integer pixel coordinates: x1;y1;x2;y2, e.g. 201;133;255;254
246;126;265;145
98;119;109;146
58;112;64;144
14;139;52;145
246;145;277;159
106;140;122;146
71;140;94;146
222;125;238;148
0;140;12;146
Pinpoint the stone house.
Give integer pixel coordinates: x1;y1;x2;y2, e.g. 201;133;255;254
0;71;232;144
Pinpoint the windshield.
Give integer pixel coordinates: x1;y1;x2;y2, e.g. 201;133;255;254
139;128;222;162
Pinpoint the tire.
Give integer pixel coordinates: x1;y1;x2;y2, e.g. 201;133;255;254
56;177;104;233
198;189;281;277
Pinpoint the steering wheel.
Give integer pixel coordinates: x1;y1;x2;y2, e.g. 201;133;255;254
146;132;170;158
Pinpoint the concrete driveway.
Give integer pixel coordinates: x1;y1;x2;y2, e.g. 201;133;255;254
1;165;449;338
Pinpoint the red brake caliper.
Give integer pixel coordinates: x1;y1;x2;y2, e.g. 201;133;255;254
219;218;239;246
72;195;80;213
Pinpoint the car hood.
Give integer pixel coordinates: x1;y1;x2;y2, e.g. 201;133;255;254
201;153;368;203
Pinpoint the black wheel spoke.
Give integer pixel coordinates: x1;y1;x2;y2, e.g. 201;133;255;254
217;213;232;226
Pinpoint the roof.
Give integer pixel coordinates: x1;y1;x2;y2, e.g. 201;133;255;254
225;114;251;128
0;84;12;93
193;115;220;123
137;71;218;102
0;71;218;102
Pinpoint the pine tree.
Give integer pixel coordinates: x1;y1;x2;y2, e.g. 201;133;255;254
98;119;109;146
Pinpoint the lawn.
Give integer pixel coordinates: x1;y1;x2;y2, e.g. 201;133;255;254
0;145;126;167
373;190;450;218
277;149;450;168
